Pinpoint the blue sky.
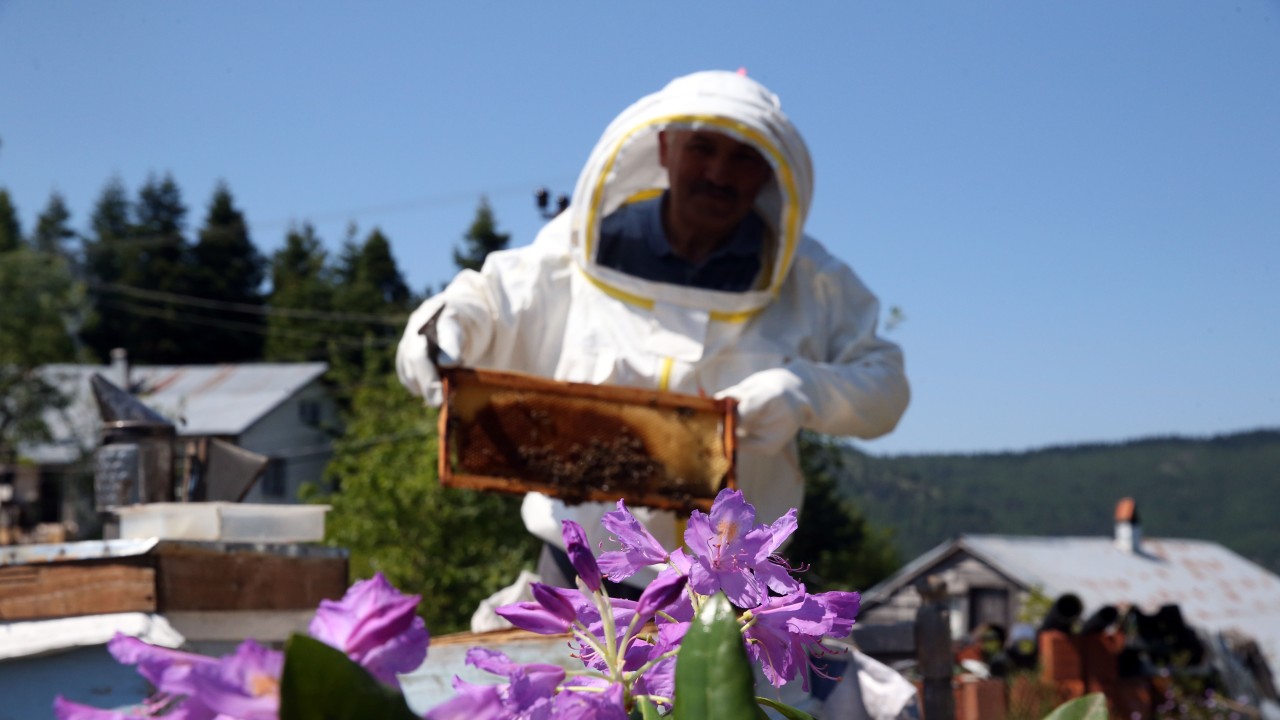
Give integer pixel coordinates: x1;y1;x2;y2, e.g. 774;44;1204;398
2;1;1277;456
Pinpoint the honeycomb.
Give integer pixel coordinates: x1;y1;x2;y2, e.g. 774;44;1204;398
439;369;736;512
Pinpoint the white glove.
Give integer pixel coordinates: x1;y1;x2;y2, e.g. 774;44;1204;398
715;368;811;454
424;305;465;369
395;304;466;406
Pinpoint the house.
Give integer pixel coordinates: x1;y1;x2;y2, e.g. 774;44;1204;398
5;353;337;541
858;498;1280;704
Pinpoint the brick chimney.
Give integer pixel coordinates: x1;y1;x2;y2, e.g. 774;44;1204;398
1115;497;1141;553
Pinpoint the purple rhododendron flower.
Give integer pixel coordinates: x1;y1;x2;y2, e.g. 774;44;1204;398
425;648;566;720
685;489;769;607
743;590;832;689
532;581;579;625
73;636;281;720
107;634;219;692
496;583;586;635
597;500;669;582
496;599;573;635
308;571;429;687
562;520;603;592
422;681;505;720
53;697;148;720
752;509;802;596
173;640;283;720
635;568;688;623
84;634;226;719
813;590;861;639
548;683;629;720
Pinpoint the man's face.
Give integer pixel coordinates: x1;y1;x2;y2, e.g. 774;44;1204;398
659;130;772;246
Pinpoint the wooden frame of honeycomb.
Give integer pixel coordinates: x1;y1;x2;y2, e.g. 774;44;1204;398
438;368;737;513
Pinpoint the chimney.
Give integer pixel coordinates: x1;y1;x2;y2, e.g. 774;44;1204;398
110;348;130;391
1115;497;1141;553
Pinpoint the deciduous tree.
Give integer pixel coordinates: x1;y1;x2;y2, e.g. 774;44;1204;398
313;201;537;632
0;247;85;463
307;371;536;634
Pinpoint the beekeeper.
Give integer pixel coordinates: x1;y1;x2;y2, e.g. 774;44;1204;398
397;70;909;592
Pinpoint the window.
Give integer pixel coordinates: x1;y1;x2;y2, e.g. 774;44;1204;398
969;587;1010;632
260;458;287;497
298;400;321;426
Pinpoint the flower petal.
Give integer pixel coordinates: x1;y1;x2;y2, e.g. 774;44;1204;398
562;520;602;592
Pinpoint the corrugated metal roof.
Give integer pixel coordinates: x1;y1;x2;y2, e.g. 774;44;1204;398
21;362;328;464
863;532;1280;691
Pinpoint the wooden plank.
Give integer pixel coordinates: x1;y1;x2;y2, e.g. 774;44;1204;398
155;546;347;612
446;368;725;412
916;576;956;720
445;473;718;513
0;562;156;621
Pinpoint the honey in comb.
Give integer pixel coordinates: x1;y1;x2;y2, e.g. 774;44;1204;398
452;391;725;505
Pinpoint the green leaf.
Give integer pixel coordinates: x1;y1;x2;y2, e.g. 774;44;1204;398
756;695;818;720
279;633;420;720
672;593;759;720
1041;692;1109;720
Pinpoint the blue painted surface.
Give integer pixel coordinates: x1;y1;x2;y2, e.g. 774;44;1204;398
0;646;149;720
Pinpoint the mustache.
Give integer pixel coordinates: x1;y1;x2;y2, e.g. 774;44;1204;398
690;180;738;202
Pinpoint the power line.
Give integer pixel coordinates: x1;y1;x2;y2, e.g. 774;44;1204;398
246;181;568;231
75;179;574;251
91;281;408;325
98;298;399;349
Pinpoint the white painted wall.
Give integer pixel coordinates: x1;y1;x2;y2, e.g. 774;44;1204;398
238;381;338;504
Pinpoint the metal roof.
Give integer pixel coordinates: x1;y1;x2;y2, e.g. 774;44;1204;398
862;532;1280;689
21;362;328;464
0;538;348;568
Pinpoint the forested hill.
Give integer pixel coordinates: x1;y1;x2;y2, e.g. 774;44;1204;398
838;429;1280;575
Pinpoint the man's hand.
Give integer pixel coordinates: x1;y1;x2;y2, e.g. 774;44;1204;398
715;368;811;454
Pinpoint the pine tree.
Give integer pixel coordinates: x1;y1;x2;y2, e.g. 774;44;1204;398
0;189;22;253
453;196;510;273
265;223;335;362
328;227;412;386
32;192;77;258
186;182;266;362
124;173;193;363
788;432;902;592
80;178;134;362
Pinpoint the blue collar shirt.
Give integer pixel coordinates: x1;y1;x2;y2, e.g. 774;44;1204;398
595;193;764;292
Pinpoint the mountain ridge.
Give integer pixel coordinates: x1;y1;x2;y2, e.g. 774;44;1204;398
837;428;1280;574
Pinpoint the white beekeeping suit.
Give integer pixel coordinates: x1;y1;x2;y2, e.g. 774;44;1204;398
397;70;909;568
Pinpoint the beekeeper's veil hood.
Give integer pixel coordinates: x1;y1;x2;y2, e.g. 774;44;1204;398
568;70;814;319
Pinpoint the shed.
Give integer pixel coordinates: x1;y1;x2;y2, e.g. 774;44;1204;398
6;360;335;540
858;500;1280;692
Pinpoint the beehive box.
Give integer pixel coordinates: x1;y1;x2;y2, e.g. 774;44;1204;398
438;368;736;513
